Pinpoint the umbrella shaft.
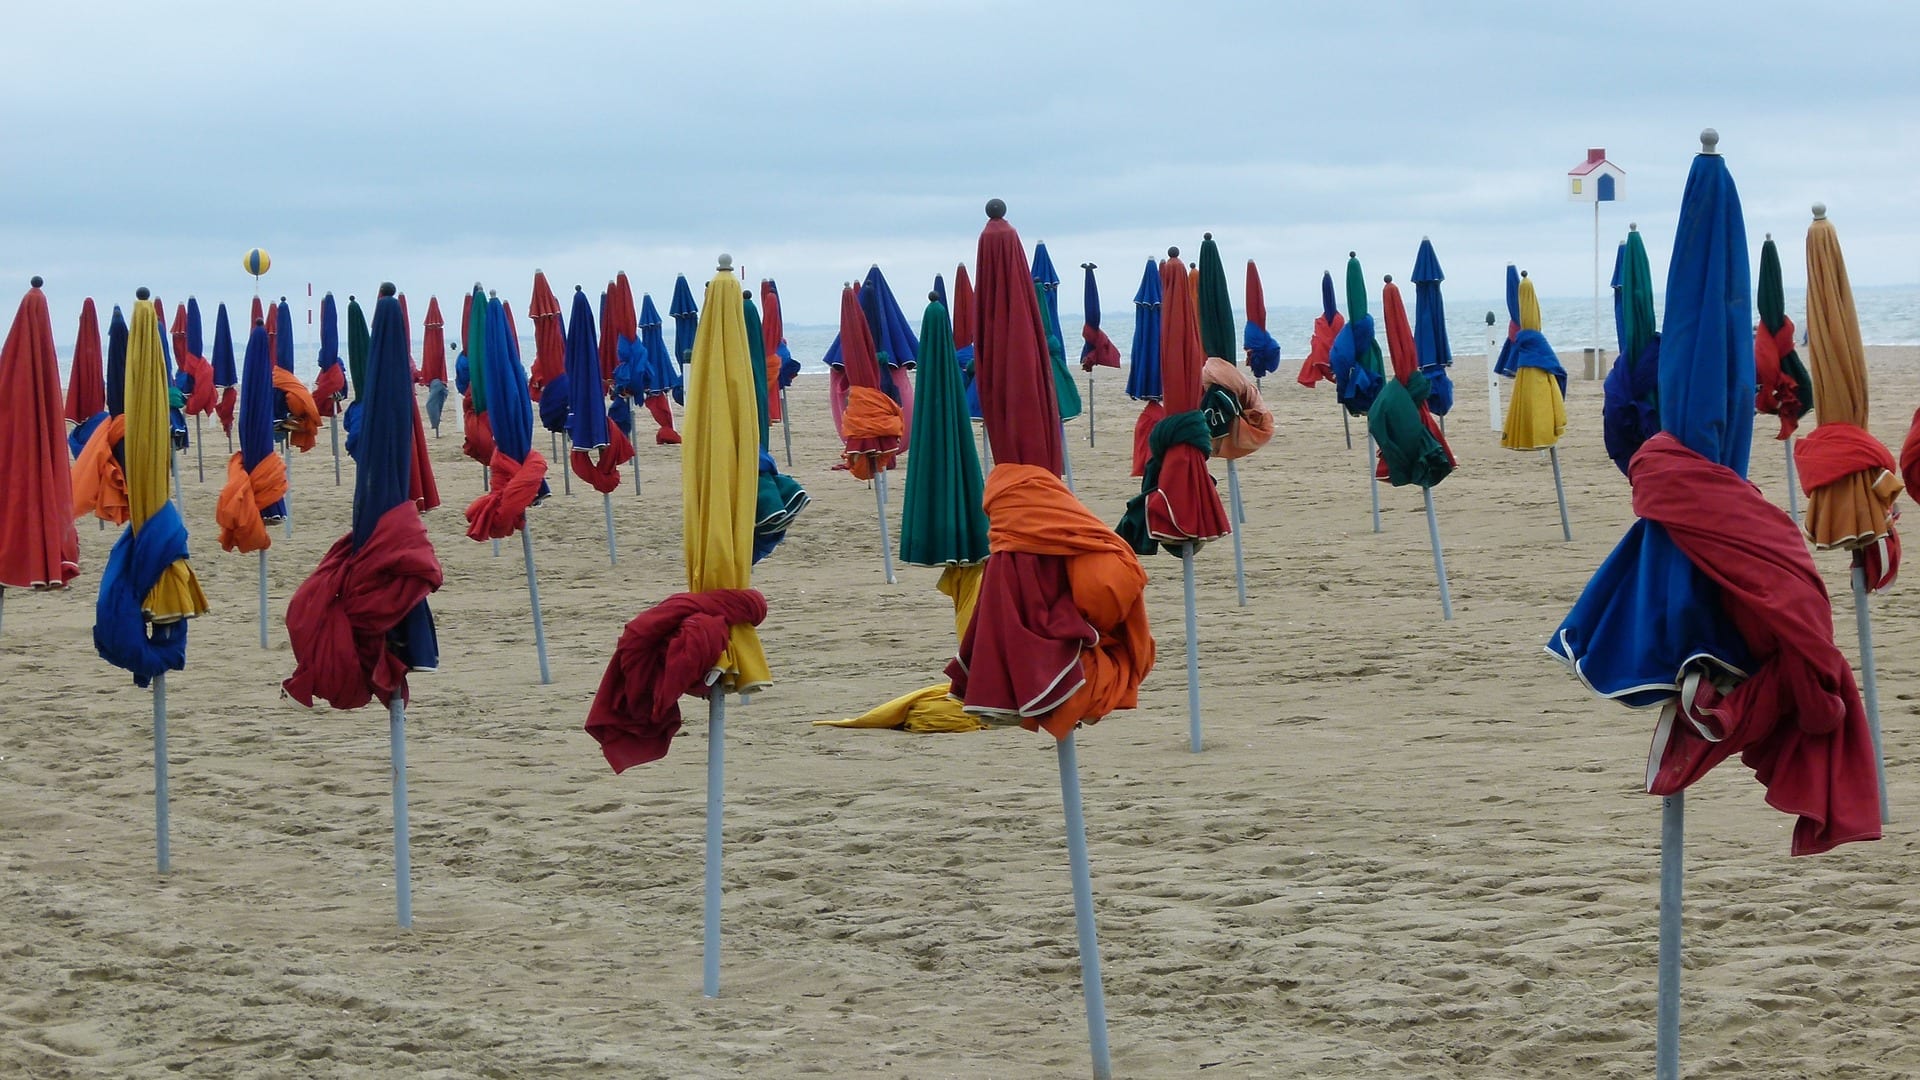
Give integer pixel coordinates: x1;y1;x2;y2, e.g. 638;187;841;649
1550;448;1572;541
391;699;413;929
1227;462;1247;607
1657;793;1684;1080
1182;546;1202;753
704;693;726;998
1785;440;1800;524
1852;564;1891;822
604;494;617;566
1057;734;1113;1080
522;526;551;685
1424;488;1453;620
1086;372;1095;447
154;674;170;874
259;550;269;648
1366;435;1381;534
875;472;895;584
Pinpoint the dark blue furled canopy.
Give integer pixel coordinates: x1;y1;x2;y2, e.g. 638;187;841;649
239;324;287;521
860;265;917;400
1412;239;1455;416
1549;146;1755;705
275;300;296;373
566;288;610;452
318;293;341;380
669;274;698;367
356;292;438;670
106;307;128;418
186;298;204;358
484;297;550;501
211;304;237;388
1494;265;1521;377
1125;257;1163;401
1321;272;1339;324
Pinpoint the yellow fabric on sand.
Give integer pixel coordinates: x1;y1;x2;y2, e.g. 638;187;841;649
1501;276;1567;451
814;684;985;733
682;264;770;693
126;301;208;624
937;562;984;643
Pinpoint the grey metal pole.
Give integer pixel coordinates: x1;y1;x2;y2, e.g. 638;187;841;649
1181;545;1202;753
874;471;897;585
1656;793;1684;1080
603;493;617;566
258;550;269;648
703;692;726;998
1057;732;1113;1080
1366;434;1381;533
1550;446;1573;541
330;416;341;486
1424;487;1453;621
195;416;205;483
390;697;413;929
780;389;794;468
1785;439;1801;524
154;673;170;875
1061;424;1076;493
1226;461;1247;607
1852;561;1891;822
1086;371;1096;447
521;524;551;685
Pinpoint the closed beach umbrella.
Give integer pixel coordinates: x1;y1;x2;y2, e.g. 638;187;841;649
0;278;81;608
860;265;918;446
1755;234;1815;518
741;289;806;563
670;273;699;368
567;286;634;562
900;296;988;573
1549;132;1881;1080
170;302;214;419
1329;255;1386;417
1242;260;1281;380
1368;274;1458;618
284;285;444;928
65;297;106;457
528;271;566;409
1501;271;1574;538
1080;262;1121;449
632;290;682;443
1196;233;1236;362
1031;242;1082;430
72;307;132;525
313;293;346;418
95;290;208;873
760;278;795;464
1410;240;1454;418
1196;234;1267;604
1603;227;1662;476
946;200;1150;1080
420;298;448;433
460;285;496;466
1125;257;1164;476
837;284;905;583
272;299;321;454
954;264;982;423
210;304;238;439
1297;272;1344;389
218;322;289;647
465;293;552;683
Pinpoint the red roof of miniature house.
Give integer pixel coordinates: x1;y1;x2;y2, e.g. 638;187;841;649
1568;148;1621;177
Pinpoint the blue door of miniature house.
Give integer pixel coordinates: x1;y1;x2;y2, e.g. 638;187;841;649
1597;174;1616;202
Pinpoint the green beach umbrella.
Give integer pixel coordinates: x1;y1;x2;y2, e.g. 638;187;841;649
466;285;489;415
347;295;370;401
1196;232;1236;361
742;289;772;453
899;296;988;568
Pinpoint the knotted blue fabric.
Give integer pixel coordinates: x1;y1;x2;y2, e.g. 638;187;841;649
94;503;192;687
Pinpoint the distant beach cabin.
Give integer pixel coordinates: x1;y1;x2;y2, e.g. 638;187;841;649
1567;148;1623;202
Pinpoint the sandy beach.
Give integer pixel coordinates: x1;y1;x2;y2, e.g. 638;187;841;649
3;347;1918;1079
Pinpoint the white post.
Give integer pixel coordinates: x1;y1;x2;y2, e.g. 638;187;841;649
1594;200;1602;377
1486;320;1503;433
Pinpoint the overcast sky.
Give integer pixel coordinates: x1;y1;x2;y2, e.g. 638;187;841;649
3;0;1915;328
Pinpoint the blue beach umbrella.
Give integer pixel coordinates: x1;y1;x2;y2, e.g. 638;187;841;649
210;304;237;391
860;264;918;402
239;325;288;524
566;289;611;458
317;293;343;399
670;274;698;367
1125;257;1163;402
1411;239;1455;418
1030;242;1082;425
1031;241;1062;338
354;290;439;664
932;274;947;308
639;294;671;396
1494;265;1521;377
275;300;296;373
1603;227;1662;476
106;306;128;419
482;294;552;683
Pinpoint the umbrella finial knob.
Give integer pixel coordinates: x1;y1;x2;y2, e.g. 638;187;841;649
1081;261;1096;270
1521;270;1529;278
1699;128;1719;154
534;267;542;275
29;275;42;288
136;286;150;300
1630;222;1638;231
928;291;939;302
1812;202;1827;220
717;253;733;270
1348;251;1356;259
349;294;356;302
1203;231;1213;241
575;284;584;293
379;282;396;297
1383;274;1393;284
1167;246;1179;258
488;289;497;298
985;198;1006;220
1766;232;1772;241
1485;311;1497;325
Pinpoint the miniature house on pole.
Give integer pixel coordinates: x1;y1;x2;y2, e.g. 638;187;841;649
1569;148;1624;377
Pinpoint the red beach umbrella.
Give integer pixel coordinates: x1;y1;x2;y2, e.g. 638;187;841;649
528;271;565;402
0;277;81;599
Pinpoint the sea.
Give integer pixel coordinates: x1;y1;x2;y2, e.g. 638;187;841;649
50;286;1919;383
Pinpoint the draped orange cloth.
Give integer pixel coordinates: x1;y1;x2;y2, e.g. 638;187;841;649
948;464;1154;740
215;451;287;553
842;385;903;480
465;449;549;540
272;367;322;451
1297;311;1343;388
1201;357;1274;460
71;415;129;524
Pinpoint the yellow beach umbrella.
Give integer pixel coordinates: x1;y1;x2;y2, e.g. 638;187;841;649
1799;204;1902;558
1501;273;1569;451
681;254;768;694
127;297;208;622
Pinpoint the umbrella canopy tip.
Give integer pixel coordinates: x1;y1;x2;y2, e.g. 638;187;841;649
1700;128;1719;154
379;282;396;298
985;198;1006;220
136;286;151;300
717;253;733;270
1812;202;1827;220
29;275;42;288
1765;232;1772;241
